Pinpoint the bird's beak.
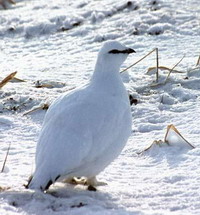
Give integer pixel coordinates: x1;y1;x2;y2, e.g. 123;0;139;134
125;48;136;54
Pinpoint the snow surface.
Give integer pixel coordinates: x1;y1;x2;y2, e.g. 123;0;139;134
0;0;200;214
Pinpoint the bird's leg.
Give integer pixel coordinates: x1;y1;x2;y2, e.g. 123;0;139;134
63;177;97;191
86;176;107;186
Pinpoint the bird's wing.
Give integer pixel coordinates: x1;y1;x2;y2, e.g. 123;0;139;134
34;86;127;180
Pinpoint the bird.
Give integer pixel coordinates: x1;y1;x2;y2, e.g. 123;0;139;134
26;40;135;192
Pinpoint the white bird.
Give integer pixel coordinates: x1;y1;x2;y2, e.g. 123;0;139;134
27;41;135;191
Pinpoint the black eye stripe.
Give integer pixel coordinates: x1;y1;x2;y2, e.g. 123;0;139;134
108;49;121;54
108;48;136;54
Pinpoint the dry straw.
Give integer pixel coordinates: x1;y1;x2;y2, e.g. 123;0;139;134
196;53;200;66
23;103;49;116
0;71;17;89
1;143;11;173
121;48;159;82
147;66;184;74
164;55;185;84
138;124;194;154
120;47;198;86
164;124;194;148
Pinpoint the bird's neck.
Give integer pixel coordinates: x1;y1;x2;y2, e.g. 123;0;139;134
92;60;121;84
90;59;126;96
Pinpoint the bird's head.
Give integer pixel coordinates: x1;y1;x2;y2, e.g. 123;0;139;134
97;40;136;68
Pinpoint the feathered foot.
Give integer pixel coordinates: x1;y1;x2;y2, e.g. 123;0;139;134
64;176;107;186
63;177;86;185
64;176;107;191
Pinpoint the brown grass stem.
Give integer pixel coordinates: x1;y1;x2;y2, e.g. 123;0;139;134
164;55;185;84
0;71;17;89
156;48;159;82
1;142;11;173
120;48;157;73
147;66;184;74
196;53;200;66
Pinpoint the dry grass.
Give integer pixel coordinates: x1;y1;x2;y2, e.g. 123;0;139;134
23;103;49;116
121;48;160;82
196;53;200;66
164;124;194;148
121;47;200;86
0;71;17;89
164;55;185;84
120;48;156;72
147;66;184;74
138;124;195;154
148;54;185;87
34;81;54;88
155;48;159;82
1;143;11;173
0;186;10;192
11;77;26;83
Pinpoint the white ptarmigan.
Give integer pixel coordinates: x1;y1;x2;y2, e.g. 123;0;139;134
27;41;135;191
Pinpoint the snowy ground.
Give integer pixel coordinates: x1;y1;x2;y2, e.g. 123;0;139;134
0;0;200;214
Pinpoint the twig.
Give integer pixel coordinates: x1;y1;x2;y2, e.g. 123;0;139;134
165;124;195;148
34;84;54;88
155;48;159;82
164;55;185;84
137;140;164;155
120;48;157;73
23;107;43;116
0;186;11;192
11;77;26;83
147;66;184;74
1;142;11;173
23;104;49;116
0;71;17;89
196;53;200;66
187;67;200;74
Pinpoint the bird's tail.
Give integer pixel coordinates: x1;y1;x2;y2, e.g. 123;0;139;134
25;171;60;191
25;175;33;189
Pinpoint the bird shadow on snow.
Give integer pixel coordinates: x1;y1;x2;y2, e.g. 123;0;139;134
0;184;128;214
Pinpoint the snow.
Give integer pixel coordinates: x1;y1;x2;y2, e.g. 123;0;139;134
0;0;200;214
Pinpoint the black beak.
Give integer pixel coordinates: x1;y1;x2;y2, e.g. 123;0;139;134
109;48;136;54
125;48;136;54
